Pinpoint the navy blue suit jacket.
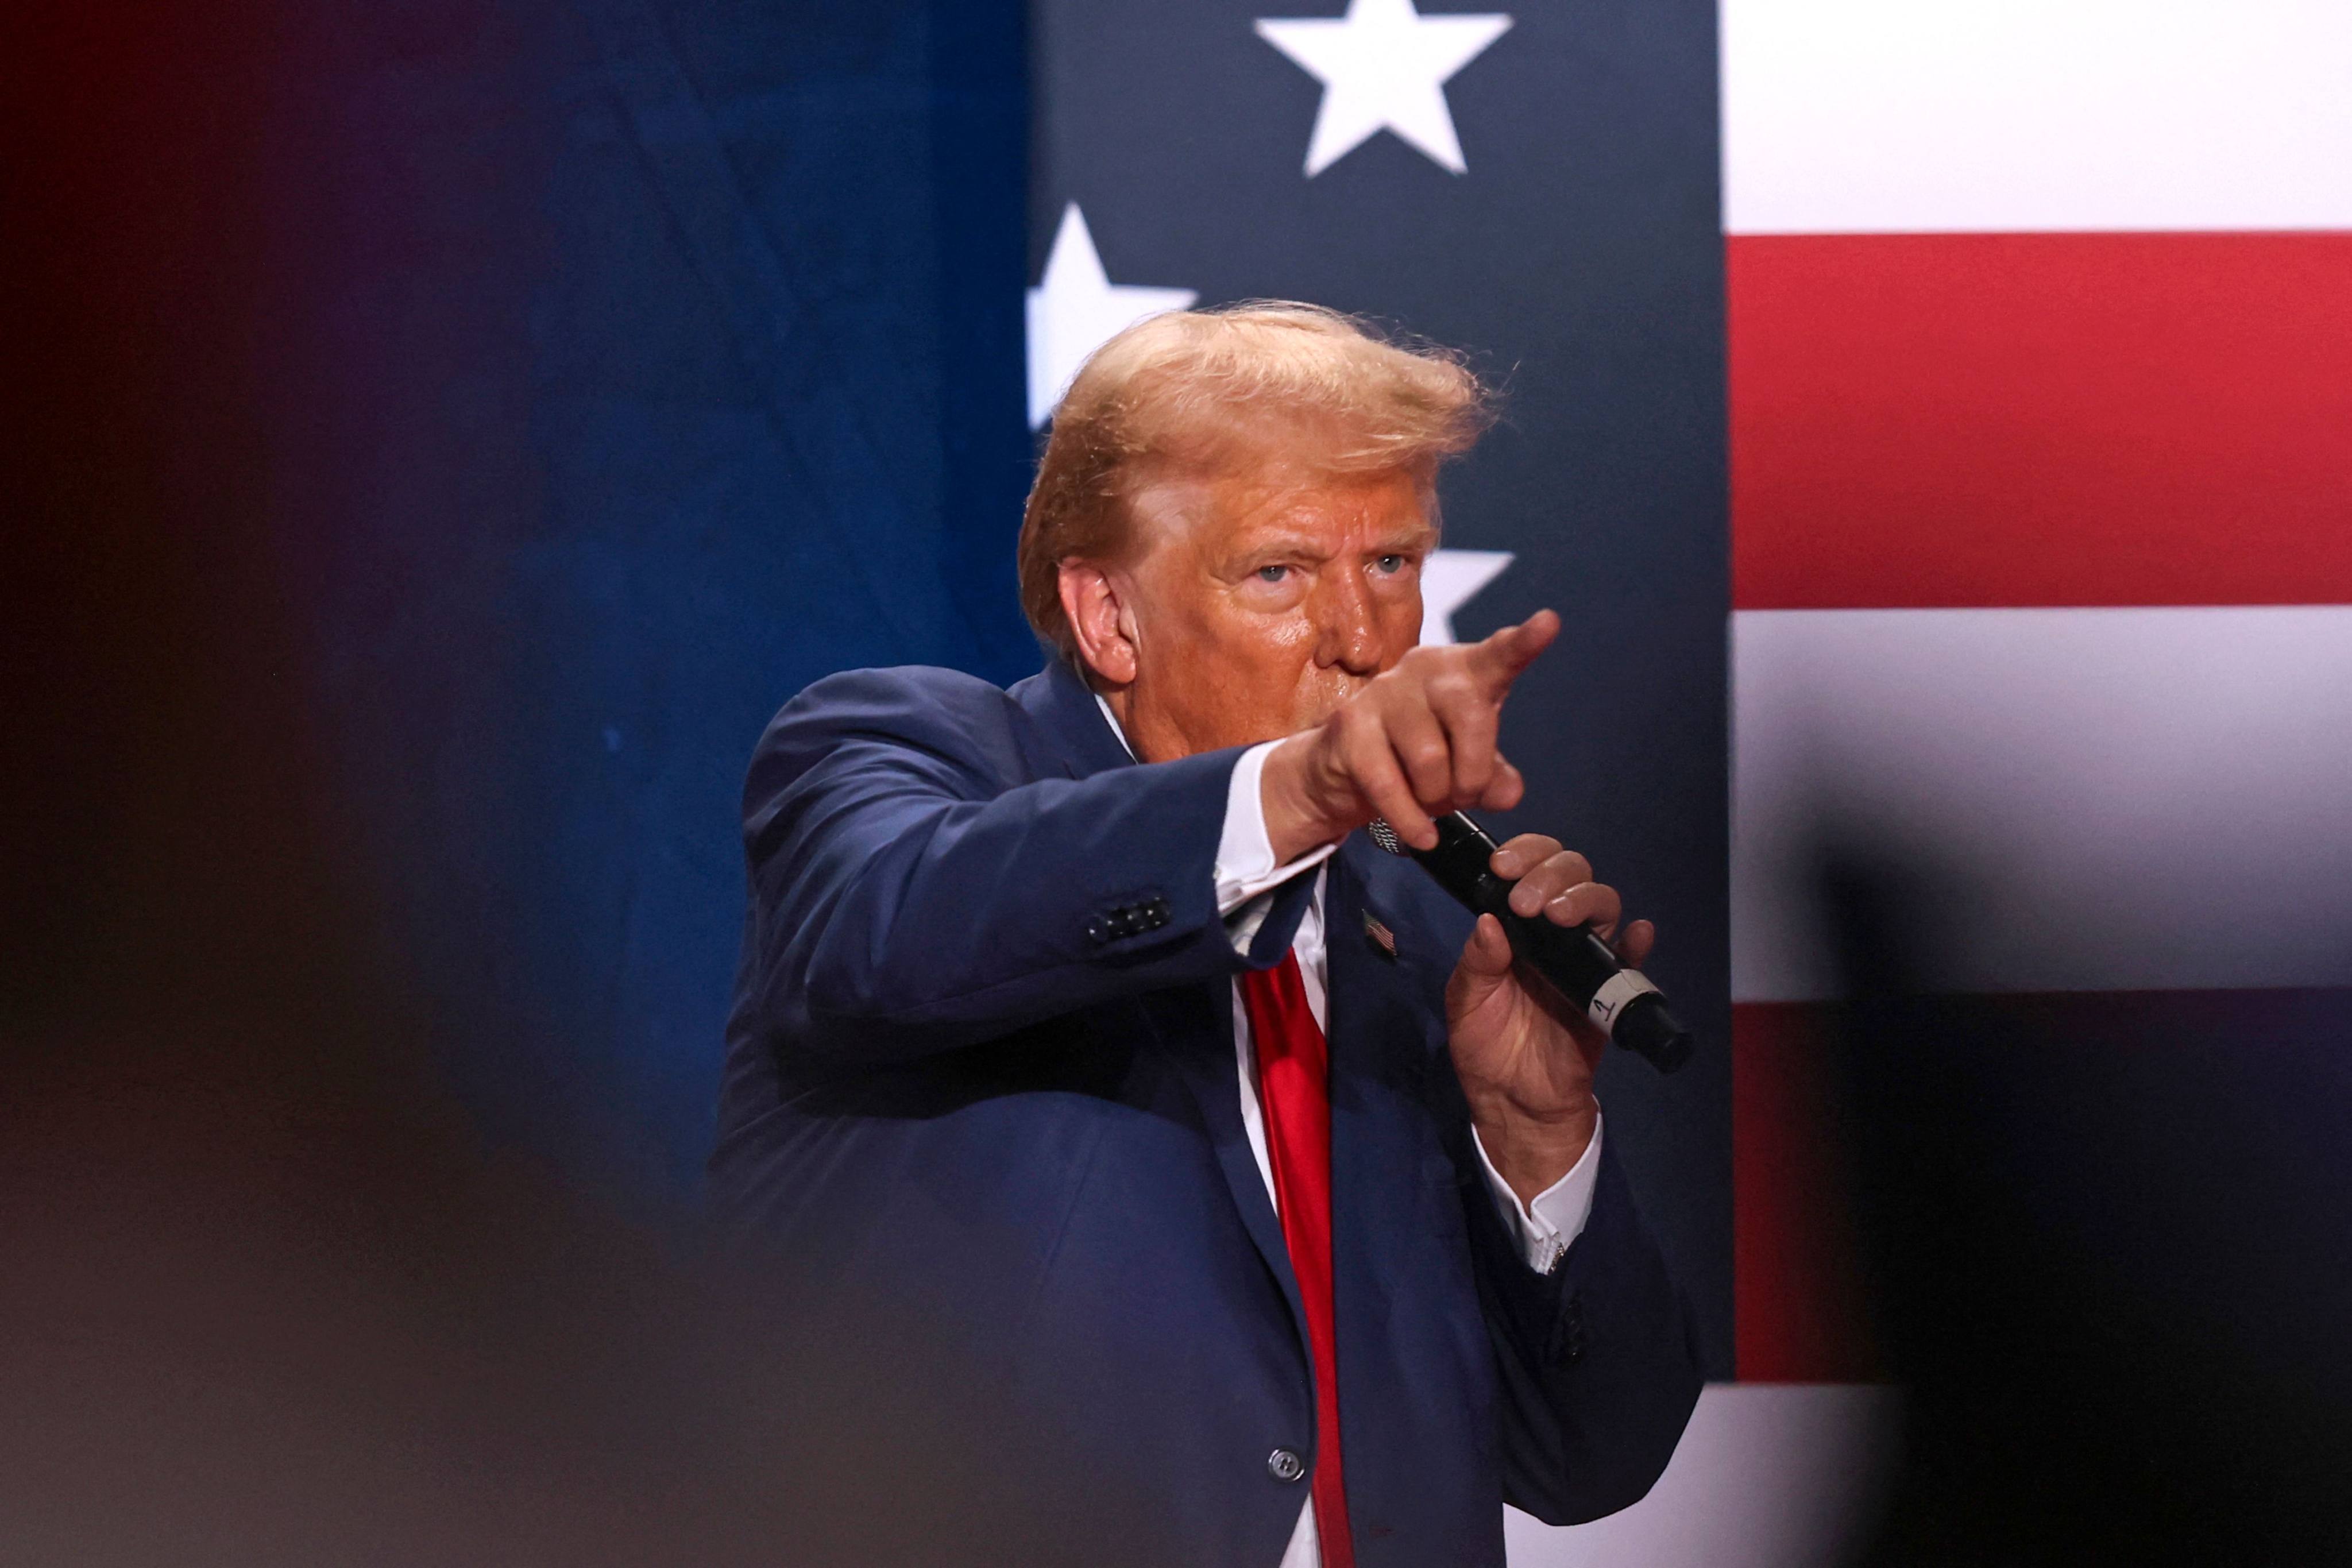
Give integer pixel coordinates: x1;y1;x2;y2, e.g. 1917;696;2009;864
712;657;1701;1566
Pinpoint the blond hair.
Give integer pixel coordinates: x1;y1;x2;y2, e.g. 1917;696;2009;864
1017;302;1494;658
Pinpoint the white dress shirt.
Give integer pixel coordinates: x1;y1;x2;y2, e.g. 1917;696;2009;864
1096;703;1602;1568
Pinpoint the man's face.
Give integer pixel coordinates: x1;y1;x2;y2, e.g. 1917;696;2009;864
1090;457;1435;763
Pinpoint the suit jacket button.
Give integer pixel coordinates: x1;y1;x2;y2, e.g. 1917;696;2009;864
1266;1447;1307;1483
1554;1292;1588;1365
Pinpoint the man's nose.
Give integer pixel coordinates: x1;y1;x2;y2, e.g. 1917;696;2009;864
1313;569;1385;675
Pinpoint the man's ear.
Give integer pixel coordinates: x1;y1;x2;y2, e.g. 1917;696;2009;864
1059;561;1138;686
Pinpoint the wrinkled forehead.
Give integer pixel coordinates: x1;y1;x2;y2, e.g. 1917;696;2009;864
1119;416;1440;557
1137;465;1435;546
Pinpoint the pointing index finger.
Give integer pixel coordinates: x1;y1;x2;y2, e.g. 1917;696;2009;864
1468;609;1560;696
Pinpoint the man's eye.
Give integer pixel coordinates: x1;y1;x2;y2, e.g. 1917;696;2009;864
1374;554;1407;574
1256;565;1289;583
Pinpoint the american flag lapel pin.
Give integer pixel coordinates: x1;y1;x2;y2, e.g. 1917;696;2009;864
1361;909;1397;960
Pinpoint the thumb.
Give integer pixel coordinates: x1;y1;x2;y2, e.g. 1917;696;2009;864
1446;913;1516;1021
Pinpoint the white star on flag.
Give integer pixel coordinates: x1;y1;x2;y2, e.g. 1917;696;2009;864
1420;549;1513;645
1025;204;1198;428
1256;0;1513;176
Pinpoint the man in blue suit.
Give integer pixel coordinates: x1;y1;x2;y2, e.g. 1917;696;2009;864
712;304;1700;1565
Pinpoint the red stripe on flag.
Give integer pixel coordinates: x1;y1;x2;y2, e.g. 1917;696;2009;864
1733;1002;1879;1382
1729;233;2352;610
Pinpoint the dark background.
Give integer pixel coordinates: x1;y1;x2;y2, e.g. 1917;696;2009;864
10;0;1036;1195
9;0;1038;1551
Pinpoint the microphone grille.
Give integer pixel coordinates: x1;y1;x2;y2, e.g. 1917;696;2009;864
1365;818;1407;856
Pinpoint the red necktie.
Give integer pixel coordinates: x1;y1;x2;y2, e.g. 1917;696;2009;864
1239;950;1355;1568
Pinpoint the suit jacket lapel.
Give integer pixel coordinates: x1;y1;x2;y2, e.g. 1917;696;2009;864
1143;983;1309;1349
1011;659;1312;1350
1323;839;1439;1083
1323;840;1458;1322
1010;656;1134;779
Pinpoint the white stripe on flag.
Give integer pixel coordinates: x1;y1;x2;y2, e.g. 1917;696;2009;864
1506;1384;1900;1567
1722;0;2352;234
1732;606;2352;1003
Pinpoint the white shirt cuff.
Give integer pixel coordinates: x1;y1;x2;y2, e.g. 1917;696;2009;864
1216;741;1341;948
1473;1113;1603;1275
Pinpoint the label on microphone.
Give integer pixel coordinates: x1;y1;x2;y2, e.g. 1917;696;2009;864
1586;970;1660;1033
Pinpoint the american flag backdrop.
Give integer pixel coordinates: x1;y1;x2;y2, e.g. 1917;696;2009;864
1724;0;2352;1385
1027;2;2352;1561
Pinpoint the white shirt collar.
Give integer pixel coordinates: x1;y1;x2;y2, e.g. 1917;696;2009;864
1092;691;1138;762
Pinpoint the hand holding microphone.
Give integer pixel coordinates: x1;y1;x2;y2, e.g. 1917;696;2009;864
1259;608;1693;1080
1369;812;1692;1074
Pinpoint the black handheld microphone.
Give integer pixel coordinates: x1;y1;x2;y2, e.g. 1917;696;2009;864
1366;812;1695;1075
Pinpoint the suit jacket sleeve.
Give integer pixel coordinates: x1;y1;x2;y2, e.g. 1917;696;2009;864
1457;1127;1705;1523
737;667;1310;1068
